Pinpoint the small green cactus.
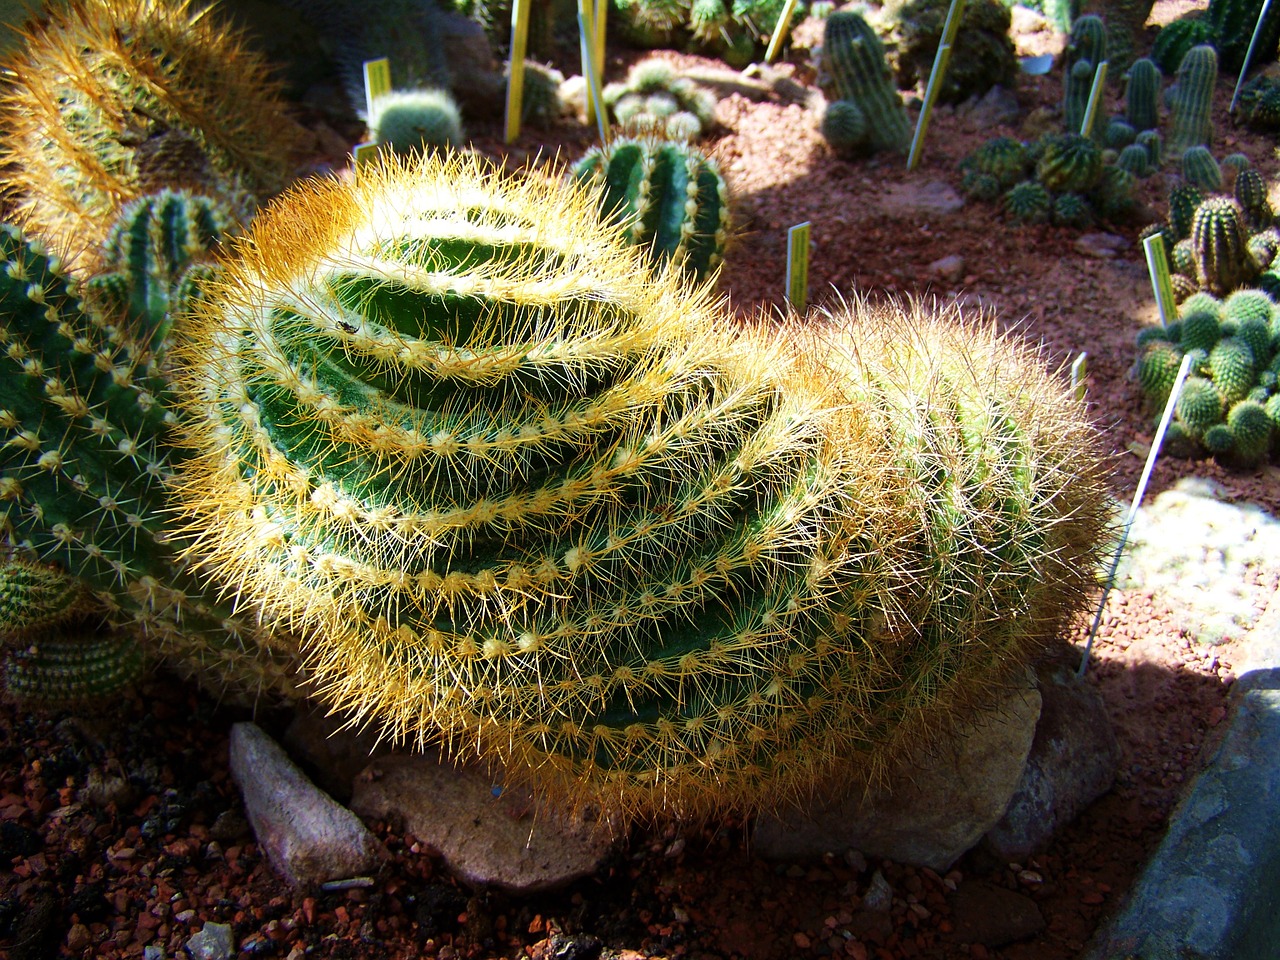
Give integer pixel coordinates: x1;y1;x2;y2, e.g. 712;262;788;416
1124;58;1162;132
960;137;1031;191
821;11;912;154
1136;339;1184;410
1181;307;1223;352
368;88;464;156
1169;184;1207;240
1053;192;1093;228
1004;180;1052;224
1135;129;1163;168
0;559;92;635
1209;336;1259;404
1064;60;1099;138
1090;166;1138;223
1234;169;1274;231
1167;45;1218;157
573;136;730;285
1181;147;1222;193
1104;119;1137;149
1224;289;1275;328
1210;0;1280;73
1036;134;1104;194
603;58;718;141
1117;143;1153;177
961;170;1003;202
1234;75;1280;131
821;99;870;159
1190;196;1260;295
4;630;145;710
1175;375;1225;435
1225;399;1274;464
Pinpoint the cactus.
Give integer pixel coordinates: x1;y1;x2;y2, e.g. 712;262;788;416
1209;336;1259;404
573;137;730;285
368;89;464;157
1181;147;1223;192
1249;229;1280;269
1136;339;1184;410
1169;184;1207;240
0;0;300;268
1036;134;1104;194
1004;180;1052;224
1064;59;1099;137
165;151;1112;819
1235;75;1280;131
822;11;912;154
1181;305;1224;352
0;559;94;635
1227;399;1274;463
1190;197;1260;295
960;137;1031;190
1063;16;1107;135
1091;165;1138;223
1234;169;1274;230
602;59;718;141
1151;16;1218;75
511;61;565;129
1067;14;1108;71
1124;58;1162;131
1209;0;1280;73
961;171;1003;202
1135;128;1163;168
0;221;301;703
1053;192;1093;228
4;630;146;709
1175;375;1225;435
821;100;870;159
1117;143;1153;177
1167;45;1218;157
879;0;1018;106
1103;119;1137;149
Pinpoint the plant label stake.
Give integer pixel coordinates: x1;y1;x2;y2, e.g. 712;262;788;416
1231;0;1275;112
504;0;532;143
578;6;608;140
1076;352;1193;679
1143;233;1178;328
786;222;811;311
352;141;379;175
764;0;802;64
908;0;967;170
1080;60;1108;139
1071;351;1088;403
362;58;391;121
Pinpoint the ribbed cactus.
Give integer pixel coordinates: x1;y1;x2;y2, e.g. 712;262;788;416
1117;143;1154;177
0;0;299;267
603;59;718;141
572;137;730;286
1064;16;1107;135
1103;119;1137;149
1123;58;1161;131
1235;76;1280;131
1191;197;1260;294
821;100;870;159
0;559;93;635
1209;0;1280;72
168;152;1112;819
1064;60;1098;138
4;630;146;709
1004;180;1053;224
1181;147;1223;192
0;222;300;702
1036;134;1104;194
1151;16;1218;75
960;137;1031;191
1169;184;1207;240
368;89;465;157
1234;169;1274;230
1167;45;1218;157
1135;128;1163;168
822;11;912;154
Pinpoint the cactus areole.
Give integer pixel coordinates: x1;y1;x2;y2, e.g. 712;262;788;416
173;153;1110;819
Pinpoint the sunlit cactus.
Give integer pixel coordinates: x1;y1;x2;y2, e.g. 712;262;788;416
170;152;1112;819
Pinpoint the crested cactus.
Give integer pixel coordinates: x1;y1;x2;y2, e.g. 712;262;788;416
1124;58;1162;132
822;11;912;155
1167;45;1218;157
1181;147;1223;192
1190;197;1259;294
167;151;1112;819
0;0;300;268
572;137;731;286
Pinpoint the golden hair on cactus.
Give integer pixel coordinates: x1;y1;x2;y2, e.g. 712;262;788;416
0;0;302;265
170;151;1112;821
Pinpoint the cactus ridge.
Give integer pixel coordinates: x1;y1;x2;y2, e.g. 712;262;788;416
4;629;145;708
1036;135;1103;194
169;152;1112;818
0;558;93;635
1181;147;1222;193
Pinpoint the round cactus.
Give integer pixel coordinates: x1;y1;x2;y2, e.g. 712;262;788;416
1003;180;1052;224
1223;289;1275;327
167;151;1113;820
1208;337;1258;405
1117;143;1153;178
1180;146;1222;192
962;136;1030;190
1104;119;1137;149
1234;168;1274;230
821;99;870;158
1052;192;1093;228
1175;375;1225;435
1036;134;1104;195
4;630;146;710
961;170;1003;202
1135;129;1163;168
1136;340;1185;411
1168;184;1206;241
1180;307;1222;352
368;88;464;156
1226;399;1274;465
1090;166;1137;223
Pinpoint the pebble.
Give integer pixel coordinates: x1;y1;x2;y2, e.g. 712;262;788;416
185;921;235;960
862;870;894;912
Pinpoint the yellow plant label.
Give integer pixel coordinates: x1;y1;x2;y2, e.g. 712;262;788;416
504;0;531;143
352;141;379;174
363;58;391;119
786;222;811;312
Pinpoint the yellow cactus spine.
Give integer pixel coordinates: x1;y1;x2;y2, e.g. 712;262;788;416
172;152;1112;821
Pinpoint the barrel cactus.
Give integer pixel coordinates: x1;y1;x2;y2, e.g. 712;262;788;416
168;152;1112;819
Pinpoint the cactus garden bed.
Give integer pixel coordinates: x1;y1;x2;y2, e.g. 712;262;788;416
0;0;1277;958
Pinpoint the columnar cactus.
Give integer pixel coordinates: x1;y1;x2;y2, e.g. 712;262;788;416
1181;147;1223;192
1190;197;1259;294
1234;169;1274;230
822;11;912;155
1167;45;1218;156
1064;15;1107;135
572;137;730;285
1123;58;1161;132
168;152;1112;819
0;0;300;267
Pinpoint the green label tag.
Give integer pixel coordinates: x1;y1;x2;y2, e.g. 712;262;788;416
1142;233;1177;328
363;58;391;119
1080;60;1109;139
504;0;532;143
352;141;379;174
577;5;608;141
786;222;811;312
763;0;801;64
1071;351;1088;403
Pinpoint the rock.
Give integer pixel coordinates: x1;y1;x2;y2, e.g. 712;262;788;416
1074;232;1127;258
349;752;619;894
229;722;386;888
929;254;965;283
184;921;235;960
983;667;1120;860
751;678;1042;870
862;870;893;911
78;769;134;810
946;881;1045;948
880;180;966;218
955;85;1021;128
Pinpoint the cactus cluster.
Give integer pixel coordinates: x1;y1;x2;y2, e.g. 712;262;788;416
602;58;718;142
1134;289;1280;467
572;136;731;286
875;0;1017;106
960;132;1138;227
820;11;912;156
1234;75;1280;132
162;151;1111;819
614;0;803;67
0;0;300;267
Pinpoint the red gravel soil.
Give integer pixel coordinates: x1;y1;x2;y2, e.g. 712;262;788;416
0;1;1274;958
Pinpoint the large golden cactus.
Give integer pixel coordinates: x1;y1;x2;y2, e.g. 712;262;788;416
169;152;1111;819
0;0;301;264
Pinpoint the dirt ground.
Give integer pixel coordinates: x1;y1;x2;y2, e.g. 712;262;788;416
1;1;1277;959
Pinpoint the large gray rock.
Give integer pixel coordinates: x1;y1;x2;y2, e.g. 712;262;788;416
349;753;619;894
229;722;386;888
983;667;1120;860
752;679;1042;871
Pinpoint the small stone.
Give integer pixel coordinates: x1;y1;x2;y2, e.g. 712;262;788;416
65;921;92;951
929;255;965;283
1074;233;1127;258
185;921;235;960
143;946;165;960
862;870;893;912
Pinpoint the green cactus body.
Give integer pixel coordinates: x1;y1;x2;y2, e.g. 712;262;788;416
1172;238;1196;276
1167;45;1218;157
1234;169;1274;230
1117;143;1153;177
1137;340;1184;410
1181;291;1226;320
1124;58;1161;131
1209;0;1280;72
1180;307;1223;352
1064;60;1098;137
962;137;1030;190
1052;192;1093;228
822;12;912;154
1223;289;1275;328
1204;421;1236;454
1004;180;1052;224
1181;147;1222;192
1176;374;1225;435
1169;184;1207;240
1067;14;1107;71
1190;196;1260;295
821;100;870;159
1208;336;1258;404
0;224;299;702
1036;134;1104;194
1235;75;1280;131
168;152;1112;819
1090;166;1137;222
961;170;1003;202
368;88;464;156
603;60;717;141
1151;16;1218;75
0;559;91;634
1135;128;1163;168
4;630;145;708
1104;119;1137;149
1266;392;1280;428
573;137;730;286
1236;316;1273;361
1225;399;1273;464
